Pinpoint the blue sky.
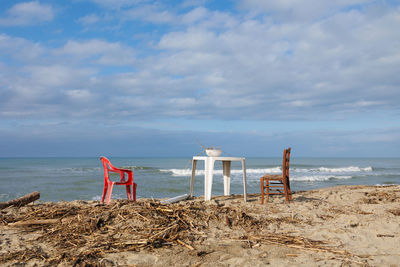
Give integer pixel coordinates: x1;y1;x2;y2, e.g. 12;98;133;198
0;0;399;157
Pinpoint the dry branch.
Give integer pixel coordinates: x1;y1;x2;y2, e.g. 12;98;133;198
0;198;363;266
0;191;40;210
8;219;59;227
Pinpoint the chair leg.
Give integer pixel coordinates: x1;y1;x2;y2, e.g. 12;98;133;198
266;180;270;203
260;178;264;204
101;182;108;203
132;183;137;202
283;180;290;203
126;185;132;201
105;182;114;205
287;181;293;200
284;187;289;202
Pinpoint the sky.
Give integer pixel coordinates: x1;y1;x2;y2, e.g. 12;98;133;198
0;0;399;158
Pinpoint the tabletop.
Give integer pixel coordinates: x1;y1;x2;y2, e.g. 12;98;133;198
193;156;245;161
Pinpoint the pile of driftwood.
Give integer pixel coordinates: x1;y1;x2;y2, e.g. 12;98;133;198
1;197;356;266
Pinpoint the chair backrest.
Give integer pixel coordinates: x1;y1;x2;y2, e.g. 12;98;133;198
100;156;113;181
100;156;133;183
282;148;291;179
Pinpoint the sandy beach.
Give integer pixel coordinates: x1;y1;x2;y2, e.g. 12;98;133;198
1;185;400;266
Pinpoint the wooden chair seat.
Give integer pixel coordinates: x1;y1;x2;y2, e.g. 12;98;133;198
260;148;292;203
261;174;283;180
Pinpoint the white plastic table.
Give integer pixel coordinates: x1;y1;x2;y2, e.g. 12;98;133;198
189;156;247;201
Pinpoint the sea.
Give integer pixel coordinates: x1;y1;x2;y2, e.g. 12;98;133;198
0;157;399;203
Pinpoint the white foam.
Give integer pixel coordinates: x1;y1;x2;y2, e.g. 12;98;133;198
160;165;372;184
295;166;373;173
161;167;282;177
291;175;353;182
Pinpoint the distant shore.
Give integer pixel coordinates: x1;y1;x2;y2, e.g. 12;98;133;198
1;184;400;266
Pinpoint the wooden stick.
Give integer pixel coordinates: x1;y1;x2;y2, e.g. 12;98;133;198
8;219;59;227
0;191;40;210
177;239;195;250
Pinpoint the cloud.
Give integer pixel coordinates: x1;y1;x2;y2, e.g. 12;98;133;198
55;39;136;65
121;4;177;24
181;7;208;24
87;0;146;9
0;34;44;62
0;1;54;26
0;1;399;123
239;0;374;22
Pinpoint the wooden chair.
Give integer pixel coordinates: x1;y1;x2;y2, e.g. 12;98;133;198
260;148;292;203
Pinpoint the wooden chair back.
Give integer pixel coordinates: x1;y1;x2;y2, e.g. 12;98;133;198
283;147;291;179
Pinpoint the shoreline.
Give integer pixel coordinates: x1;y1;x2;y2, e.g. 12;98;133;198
2;157;398;203
1;184;400;266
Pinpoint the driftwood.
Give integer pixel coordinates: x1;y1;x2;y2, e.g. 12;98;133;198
0;197;362;266
0;191;40;210
8;219;59;227
160;194;189;204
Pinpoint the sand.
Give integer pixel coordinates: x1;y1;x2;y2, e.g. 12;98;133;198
1;185;400;266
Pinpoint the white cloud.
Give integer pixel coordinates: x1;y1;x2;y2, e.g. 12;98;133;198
0;1;54;26
65;89;92;102
1;1;399;123
239;0;373;21
25;65;95;88
88;0;146;9
55;40;135;65
158;29;216;50
0;34;44;61
122;4;176;24
181;7;208;24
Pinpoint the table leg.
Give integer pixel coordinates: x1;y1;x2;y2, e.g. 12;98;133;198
190;160;197;197
204;157;215;201
222;161;231;196
241;159;248;202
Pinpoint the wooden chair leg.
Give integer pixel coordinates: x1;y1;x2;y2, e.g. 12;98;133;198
266;180;270;203
287;182;293;200
260;178;264;204
283;180;290;203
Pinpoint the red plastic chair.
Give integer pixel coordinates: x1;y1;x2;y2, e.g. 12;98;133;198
100;156;137;205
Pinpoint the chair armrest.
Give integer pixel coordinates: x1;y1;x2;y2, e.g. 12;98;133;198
109;166;133;173
108;167;133;183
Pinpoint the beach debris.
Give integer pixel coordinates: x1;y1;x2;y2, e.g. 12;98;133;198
7;218;60;227
388;208;400;216
0;197;357;266
160;194;190;204
376;234;395;237
0;191;40;210
4;186;398;266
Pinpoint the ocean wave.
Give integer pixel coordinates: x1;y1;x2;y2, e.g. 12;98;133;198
161;166;372;177
291;175;353;182
294;166;373;173
161;167;282;177
54;167;102;173
121;166;158;171
55;165;159;173
161;167;360;183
